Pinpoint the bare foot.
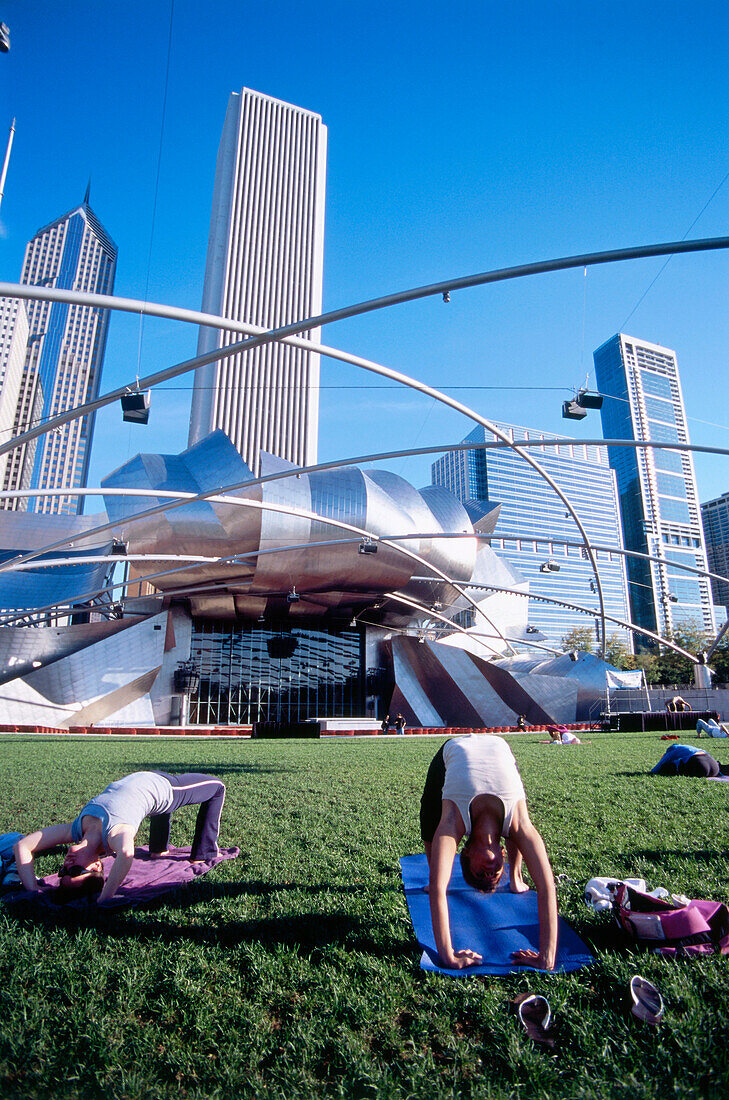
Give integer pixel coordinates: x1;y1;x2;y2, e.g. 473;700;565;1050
149;850;170;859
510;878;530;894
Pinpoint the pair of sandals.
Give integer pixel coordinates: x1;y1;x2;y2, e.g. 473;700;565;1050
514;976;663;1049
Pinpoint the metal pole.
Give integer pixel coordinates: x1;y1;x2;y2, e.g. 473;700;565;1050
0;118;14;215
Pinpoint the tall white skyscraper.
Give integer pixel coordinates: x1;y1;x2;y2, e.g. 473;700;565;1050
2;195;117;514
0;297;28;489
188;88;327;474
594;333;714;640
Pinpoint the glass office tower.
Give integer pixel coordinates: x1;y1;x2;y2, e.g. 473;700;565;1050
594;333;713;640
432;423;631;649
2;196;117;514
701;492;729;614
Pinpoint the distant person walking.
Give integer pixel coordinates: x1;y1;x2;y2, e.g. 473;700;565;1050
395;714;406;735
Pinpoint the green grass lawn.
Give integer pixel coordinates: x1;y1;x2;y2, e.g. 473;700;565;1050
1;731;729;1100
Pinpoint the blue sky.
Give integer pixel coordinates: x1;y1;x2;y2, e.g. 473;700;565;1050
1;0;728;502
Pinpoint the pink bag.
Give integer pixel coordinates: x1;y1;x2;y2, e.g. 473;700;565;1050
613;882;729;957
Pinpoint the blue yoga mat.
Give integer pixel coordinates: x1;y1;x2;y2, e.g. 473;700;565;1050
400;853;594;976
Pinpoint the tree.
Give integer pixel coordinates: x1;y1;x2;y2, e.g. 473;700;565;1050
709;635;729;684
603;634;633;670
653;624;708;686
560;626;595;655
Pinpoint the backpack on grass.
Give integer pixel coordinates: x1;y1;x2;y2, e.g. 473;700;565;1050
613;882;729;958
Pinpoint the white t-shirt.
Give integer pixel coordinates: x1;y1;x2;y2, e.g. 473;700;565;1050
441;735;526;837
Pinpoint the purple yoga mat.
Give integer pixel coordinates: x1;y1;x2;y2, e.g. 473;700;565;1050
3;845;239;910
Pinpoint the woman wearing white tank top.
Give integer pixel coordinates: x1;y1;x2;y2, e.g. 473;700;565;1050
420;735;558;970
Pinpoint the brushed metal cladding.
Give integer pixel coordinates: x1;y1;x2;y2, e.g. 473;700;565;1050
434;643;518;726
0;617;136;684
389;636;515;727
386;635;614;726
389;638;445;726
462;500;501;535
0;510;111;551
415;485;477;581
0;509;113;612
101;430;496;622
254;452;313;590
102;431;261;591
0;612;167;727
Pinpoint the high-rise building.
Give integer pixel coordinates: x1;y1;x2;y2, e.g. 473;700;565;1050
594;333;714;640
2;195;117;514
0;297;28;489
188;88;327;475
701;492;729;615
432;423;632;650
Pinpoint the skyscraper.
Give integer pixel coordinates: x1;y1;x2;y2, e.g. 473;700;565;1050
0;297;28;489
188;88;327;475
432;423;632;649
2;195;117;514
701;492;729;614
594;333;714;640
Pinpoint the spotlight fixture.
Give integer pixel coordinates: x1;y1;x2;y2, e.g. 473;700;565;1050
562;399;587;421
121;389;151;424
576;388;603;409
442;291;450;303
526;626;539;634
358;538;377;555
287;586;301;603
540;559;560;573
562;388;603;420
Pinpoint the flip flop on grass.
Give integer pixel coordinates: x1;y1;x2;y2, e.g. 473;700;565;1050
630;975;664;1027
513;992;555;1049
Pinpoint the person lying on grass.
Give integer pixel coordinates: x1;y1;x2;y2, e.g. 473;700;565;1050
420;734;558;970
651;744;723;778
13;771;225;903
546;725;582;744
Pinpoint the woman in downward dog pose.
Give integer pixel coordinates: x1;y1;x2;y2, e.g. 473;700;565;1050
13;771;225;903
420;735;558;970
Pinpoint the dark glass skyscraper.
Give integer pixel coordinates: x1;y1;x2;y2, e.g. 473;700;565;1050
594;333;713;641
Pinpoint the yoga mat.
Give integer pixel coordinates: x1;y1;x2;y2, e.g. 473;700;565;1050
400;853;593;976
3;845;239;911
708;775;729;782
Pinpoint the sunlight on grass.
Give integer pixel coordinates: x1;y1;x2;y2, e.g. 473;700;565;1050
1;732;728;1099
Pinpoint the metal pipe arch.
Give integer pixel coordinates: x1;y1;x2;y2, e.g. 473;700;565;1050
2;235;729;655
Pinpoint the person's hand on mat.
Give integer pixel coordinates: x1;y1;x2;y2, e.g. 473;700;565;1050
511;947;555;970
444;948;483;969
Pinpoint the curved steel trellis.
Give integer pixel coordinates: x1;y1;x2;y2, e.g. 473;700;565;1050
1;234;728;661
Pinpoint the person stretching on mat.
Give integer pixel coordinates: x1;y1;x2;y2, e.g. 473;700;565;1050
420;734;558;970
13;771;225;903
